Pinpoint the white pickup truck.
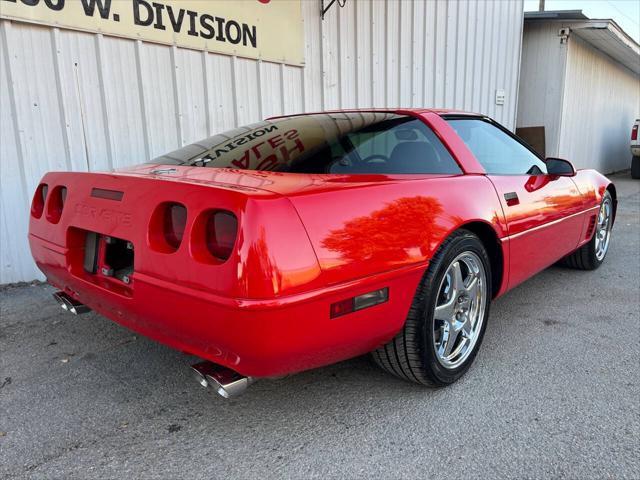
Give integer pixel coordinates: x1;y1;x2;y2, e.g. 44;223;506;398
632;119;640;179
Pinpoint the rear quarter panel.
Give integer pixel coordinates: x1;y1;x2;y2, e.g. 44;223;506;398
289;174;508;287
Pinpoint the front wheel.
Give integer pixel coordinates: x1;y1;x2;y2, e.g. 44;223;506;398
372;230;491;386
559;191;613;270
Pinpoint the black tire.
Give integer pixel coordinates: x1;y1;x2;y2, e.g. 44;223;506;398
372;229;492;386
632;156;640;179
559;191;613;270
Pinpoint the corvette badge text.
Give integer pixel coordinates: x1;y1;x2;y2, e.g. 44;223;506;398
0;0;304;65
75;203;133;228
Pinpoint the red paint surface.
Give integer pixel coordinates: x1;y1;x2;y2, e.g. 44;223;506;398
28;109;613;377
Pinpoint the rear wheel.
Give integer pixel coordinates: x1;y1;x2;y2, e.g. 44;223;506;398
632;156;640;179
372;230;491;386
560;191;613;270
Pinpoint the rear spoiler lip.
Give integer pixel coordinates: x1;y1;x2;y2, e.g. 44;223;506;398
120;163;463;197
113;167;281;197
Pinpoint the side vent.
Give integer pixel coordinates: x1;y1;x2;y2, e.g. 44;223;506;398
585;215;597;239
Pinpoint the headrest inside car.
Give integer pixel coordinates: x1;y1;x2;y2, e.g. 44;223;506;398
394;129;419;141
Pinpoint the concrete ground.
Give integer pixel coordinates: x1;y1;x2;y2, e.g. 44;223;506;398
1;173;638;480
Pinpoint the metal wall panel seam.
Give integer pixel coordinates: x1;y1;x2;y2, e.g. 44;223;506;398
471;0;483;113
384;0;390;107
279;62;286;115
481;1;492;115
556;31;570;157
354;0;359;108
410;0;418;107
300;57;307;112
484;0;493;115
495;1;508;124
505;0;518;126
461;0;470;110
451;0;459;108
256;59;264;119
200;50;213;136
511;0;525;129
501;2;513;125
442;0;449;108
49;28;74;171
169;45;184;146
370;0;378;107
230;55;239;127
71;47;92;171
397;0;402;107
433;0;442;107
318;6;326;111
418;0;427;107
94;34;115;170
134;40;151;161
424;0;435;108
336;4;342;109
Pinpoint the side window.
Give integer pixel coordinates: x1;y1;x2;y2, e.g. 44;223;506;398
447;119;547;175
329;119;462;175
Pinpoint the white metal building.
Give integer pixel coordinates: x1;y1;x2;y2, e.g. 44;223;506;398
0;0;525;284
517;10;640;173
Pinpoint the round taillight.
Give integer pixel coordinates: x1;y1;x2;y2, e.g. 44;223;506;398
164;203;187;250
31;183;48;218
149;202;187;253
46;186;67;224
205;211;238;261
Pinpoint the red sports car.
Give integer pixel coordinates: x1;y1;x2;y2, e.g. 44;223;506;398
29;109;615;397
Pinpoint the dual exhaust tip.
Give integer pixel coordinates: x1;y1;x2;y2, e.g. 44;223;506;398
53;291;250;398
53;291;91;315
191;361;253;398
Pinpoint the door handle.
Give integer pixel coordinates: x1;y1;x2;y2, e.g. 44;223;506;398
504;192;520;206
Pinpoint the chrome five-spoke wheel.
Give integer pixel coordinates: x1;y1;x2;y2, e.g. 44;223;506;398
595;195;612;261
373;229;491;386
432;252;487;369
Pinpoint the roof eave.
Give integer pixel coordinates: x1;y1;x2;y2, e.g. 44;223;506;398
570;20;640;75
524;14;640;75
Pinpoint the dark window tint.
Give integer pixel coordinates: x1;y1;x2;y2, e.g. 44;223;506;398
153;113;462;175
447;119;547;175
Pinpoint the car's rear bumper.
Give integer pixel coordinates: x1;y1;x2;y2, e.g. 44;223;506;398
30;234;424;377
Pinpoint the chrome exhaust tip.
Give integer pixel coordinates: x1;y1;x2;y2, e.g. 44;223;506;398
191;361;253;398
52;291;91;315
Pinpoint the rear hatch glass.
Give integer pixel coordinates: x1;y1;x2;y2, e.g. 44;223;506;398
151;112;461;175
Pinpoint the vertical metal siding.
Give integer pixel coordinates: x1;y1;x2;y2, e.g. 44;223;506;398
559;35;640;172
0;0;524;283
518;21;640;172
516;21;569;156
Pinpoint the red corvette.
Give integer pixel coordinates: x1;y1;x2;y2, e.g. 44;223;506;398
29;109;615;397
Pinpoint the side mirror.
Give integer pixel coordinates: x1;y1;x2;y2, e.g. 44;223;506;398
545;157;576;176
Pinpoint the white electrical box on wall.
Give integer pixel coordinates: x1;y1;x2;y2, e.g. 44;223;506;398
495;89;505;105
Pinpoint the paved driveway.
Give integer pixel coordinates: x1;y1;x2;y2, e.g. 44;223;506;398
1;173;638;479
